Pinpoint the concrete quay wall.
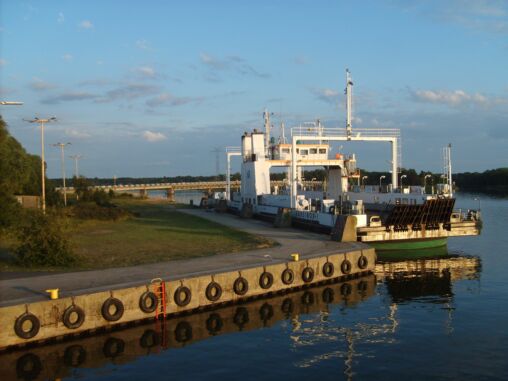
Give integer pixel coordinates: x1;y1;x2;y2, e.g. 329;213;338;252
0;275;375;381
0;247;375;350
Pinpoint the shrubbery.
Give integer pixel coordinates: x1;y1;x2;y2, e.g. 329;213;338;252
15;211;76;267
70;202;131;221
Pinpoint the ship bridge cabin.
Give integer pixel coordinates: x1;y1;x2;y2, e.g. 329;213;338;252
271;143;329;161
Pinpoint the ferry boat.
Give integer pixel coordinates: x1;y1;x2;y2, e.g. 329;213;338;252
226;70;481;250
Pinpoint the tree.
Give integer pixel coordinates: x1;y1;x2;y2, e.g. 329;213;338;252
0;115;44;228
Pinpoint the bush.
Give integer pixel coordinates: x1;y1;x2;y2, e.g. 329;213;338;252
70;202;131;221
15;211;76;267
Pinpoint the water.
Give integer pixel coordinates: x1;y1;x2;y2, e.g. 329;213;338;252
3;193;507;380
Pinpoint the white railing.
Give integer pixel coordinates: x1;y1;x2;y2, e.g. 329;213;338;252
291;126;400;138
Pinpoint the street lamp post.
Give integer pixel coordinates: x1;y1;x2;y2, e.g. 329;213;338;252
25;117;56;214
379;175;386;192
52;142;71;206
362;175;368;187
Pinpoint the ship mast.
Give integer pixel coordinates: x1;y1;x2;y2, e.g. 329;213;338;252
263;109;271;157
345;69;353;140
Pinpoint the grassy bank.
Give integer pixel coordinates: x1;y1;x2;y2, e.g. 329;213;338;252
0;200;274;272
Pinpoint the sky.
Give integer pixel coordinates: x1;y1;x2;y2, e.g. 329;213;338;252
0;0;507;178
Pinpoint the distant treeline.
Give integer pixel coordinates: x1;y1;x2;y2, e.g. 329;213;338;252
52;167;508;196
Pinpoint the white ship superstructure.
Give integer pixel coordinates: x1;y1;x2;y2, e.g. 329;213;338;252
227;70;480;250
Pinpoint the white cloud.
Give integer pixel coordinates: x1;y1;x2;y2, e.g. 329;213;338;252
410;89;498;106
199;52;269;79
135;66;157;79
29;77;56;91
136;39;151;50
65;129;91;139
41;91;97;104
393;0;508;34
0;58;6;66
310;88;340;104
79;20;94;29
146;92;204;108
57;12;65;23
62;53;73;61
142;130;167;142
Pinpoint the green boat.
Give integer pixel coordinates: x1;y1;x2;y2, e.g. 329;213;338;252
374;241;449;261
370;237;448;251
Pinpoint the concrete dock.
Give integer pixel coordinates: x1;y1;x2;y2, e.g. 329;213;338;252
0;275;376;380
0;209;375;350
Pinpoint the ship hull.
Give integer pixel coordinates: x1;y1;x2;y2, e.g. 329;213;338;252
369;237;448;251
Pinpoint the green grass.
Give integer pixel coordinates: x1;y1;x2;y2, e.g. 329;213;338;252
0;200;274;272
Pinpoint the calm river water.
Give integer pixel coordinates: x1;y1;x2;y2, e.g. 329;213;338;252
2;193;507;380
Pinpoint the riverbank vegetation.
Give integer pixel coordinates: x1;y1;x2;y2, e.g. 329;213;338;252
0;116;273;272
0;199;273;272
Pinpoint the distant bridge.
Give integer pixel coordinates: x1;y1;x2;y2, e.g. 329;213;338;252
56;180;323;200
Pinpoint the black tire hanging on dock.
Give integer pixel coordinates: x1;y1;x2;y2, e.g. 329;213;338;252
341;259;352;275
101;297;124;322
233;277;249;296
358;255;369;270
259;272;274;289
302;267;315;283
14;312;40;339
139;291;158;313
281;268;294;285
62;305;85;329
205;281;222;302
322;262;334;277
174;286;192;307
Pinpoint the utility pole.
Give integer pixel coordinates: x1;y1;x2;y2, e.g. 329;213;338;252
52;142;71;206
69;154;83;177
25;117;57;214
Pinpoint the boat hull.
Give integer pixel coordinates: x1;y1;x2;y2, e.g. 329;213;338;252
369;237;448;251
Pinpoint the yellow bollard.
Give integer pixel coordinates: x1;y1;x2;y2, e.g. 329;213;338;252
46;288;59;300
290;253;299;262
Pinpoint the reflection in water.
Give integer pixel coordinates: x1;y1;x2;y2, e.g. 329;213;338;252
290;252;481;376
0;252;481;381
0;276;375;381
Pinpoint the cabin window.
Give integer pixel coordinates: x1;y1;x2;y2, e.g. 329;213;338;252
300;149;308;155
310;148;317;154
296;149;299;154
319;148;327;154
282;148;290;154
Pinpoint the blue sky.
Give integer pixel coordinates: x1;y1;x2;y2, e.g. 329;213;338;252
1;0;507;178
